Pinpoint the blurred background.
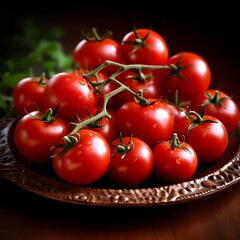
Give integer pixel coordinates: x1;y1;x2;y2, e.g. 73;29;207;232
0;1;239;115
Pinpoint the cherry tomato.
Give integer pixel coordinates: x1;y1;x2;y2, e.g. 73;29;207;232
107;135;154;187
116;99;174;148
14;109;69;165
12;74;48;116
121;28;169;65
72;28;122;76
153;133;198;183
52;129;111;185
190;89;240;132
159;52;211;102
112;69;162;110
43;71;97;122
174;111;229;163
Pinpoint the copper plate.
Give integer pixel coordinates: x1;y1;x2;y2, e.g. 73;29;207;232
0;115;240;207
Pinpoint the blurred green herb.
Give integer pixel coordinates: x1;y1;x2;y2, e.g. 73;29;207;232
0;18;73;115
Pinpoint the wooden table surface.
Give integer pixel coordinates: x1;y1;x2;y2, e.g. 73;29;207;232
1;3;239;240
0;178;239;240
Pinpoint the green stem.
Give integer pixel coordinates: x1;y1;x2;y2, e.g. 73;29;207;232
70;61;176;137
69;85;126;135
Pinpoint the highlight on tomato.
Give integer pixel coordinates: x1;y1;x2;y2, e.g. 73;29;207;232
52;129;111;185
153;133;198;183
159;52;211;102
120;28;169;65
72;28;123;76
116;98;175;148
14;108;69;165
174;111;229;164
190;89;240;133
43;71;98;122
12;73;48;117
107;134;154;187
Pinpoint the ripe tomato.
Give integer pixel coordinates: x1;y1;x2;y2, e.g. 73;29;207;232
43;71;97;122
116;99;174;148
121;28;169;65
153;133;198;183
159;52;211;102
107;135;154;187
52;129;111;185
14;109;69;165
190;89;240;133
112;69;162;110
72;28;122;76
174;111;229;163
12;74;48;116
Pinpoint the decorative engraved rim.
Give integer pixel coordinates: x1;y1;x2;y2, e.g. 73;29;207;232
0;115;240;207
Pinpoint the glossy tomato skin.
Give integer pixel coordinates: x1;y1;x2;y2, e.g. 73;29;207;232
116;99;175;148
112;69;162;110
14;111;69;165
165;103;189;130
174;114;229;163
153;140;198;183
72;38;122;76
43;71;97;122
52;129;111;185
159;52;211;102
190;89;240;133
107;136;154;187
12;76;48;116
120;28;169;65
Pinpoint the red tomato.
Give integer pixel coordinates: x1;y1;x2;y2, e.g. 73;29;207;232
116;99;174;148
43;71;97;122
52;129;111;185
12;75;48;116
121;28;169;65
174;111;229;163
72;28;122;76
190;89;240;132
14;109;69;165
107;136;154;187
112;69;162;110
159;52;211;102
153;133;198;183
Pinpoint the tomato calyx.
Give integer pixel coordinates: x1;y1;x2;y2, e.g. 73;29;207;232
83;27;113;42
51;133;80;157
168;133;191;153
33;72;48;86
111;133;134;158
165;90;190;111
165;57;191;80
76;108;103;129
28;105;58;123
185;110;218;135
202;90;230;109
122;27;150;53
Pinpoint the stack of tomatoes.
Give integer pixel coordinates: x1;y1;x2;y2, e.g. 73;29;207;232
12;27;240;187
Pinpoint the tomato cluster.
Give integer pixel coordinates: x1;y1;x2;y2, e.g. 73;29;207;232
12;27;240;187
